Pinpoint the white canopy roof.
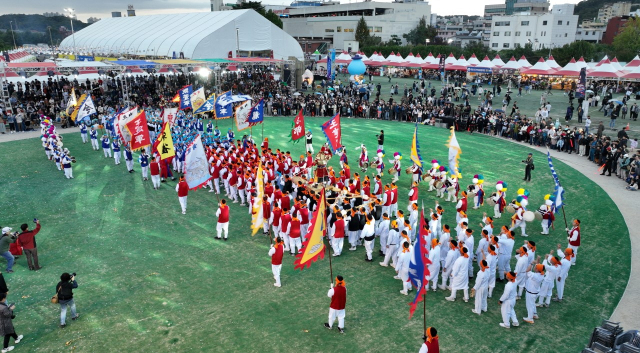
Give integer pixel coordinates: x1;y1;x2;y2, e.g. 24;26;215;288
424;53;437;64
59;10;303;60
368;51;386;62
576;57;588;69
456;55;468;67
501;56;520;69
491;55;505;67
445;53;457;65
477;56;494;68
545;55;561;69
624;55;640;69
517;55;532;68
610;57;623;71
467;54;480;66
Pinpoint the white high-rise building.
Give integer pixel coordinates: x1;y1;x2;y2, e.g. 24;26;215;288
488;4;578;50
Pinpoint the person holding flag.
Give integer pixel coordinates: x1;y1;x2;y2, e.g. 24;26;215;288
80;123;88;144
324;275;347;334
419;327;440;353
124;145;135;173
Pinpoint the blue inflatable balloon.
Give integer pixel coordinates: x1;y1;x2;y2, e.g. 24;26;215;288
347;55;366;76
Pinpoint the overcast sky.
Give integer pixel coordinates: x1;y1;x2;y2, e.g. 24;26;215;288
3;0;583;21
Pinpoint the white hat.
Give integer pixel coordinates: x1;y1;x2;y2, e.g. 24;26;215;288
1;227;11;234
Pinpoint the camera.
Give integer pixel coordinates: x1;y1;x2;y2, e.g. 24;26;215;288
71;272;77;277
33;218;38;223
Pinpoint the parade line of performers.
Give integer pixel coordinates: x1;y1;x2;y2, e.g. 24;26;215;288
38;113;582;350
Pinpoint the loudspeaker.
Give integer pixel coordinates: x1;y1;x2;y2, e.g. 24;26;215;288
283;69;291;83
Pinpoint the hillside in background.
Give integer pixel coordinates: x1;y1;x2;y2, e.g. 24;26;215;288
0;14;90;49
574;0;640;21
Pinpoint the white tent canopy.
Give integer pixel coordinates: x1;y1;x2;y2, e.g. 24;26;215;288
467;54;480;66
59;10;303;60
444;53;457;65
491;55;506;67
545;55;561;69
478;56;495;68
456;55;469;67
517;55;532;68
501;56;520;69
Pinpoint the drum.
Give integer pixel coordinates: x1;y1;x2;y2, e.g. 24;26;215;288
292;176;305;185
360;162;369;172
405;167;413;175
315;151;330;166
388;168;395;175
487;198;496;206
534;211;543;221
523;211;535;222
447;186;455;193
422;175;432;183
506;205;516;214
434;181;443;189
468;192;476;199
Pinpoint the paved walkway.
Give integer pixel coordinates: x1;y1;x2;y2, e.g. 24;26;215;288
2;126;639;329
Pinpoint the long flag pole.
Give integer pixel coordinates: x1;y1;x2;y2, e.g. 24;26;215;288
325;193;334;282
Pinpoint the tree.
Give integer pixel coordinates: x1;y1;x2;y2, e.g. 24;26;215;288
388;35;402;46
355;16;371;45
232;1;282;29
264;10;283;29
402;17;437;46
613;17;640;61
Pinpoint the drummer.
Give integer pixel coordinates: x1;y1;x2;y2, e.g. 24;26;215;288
409;162;421;183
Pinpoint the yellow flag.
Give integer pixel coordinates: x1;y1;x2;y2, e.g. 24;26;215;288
251;164;264;236
70;94;87;122
66;87;77;116
294;190;326;270
156;122;175;160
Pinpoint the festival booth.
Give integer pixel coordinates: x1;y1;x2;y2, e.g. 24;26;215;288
491;55;506;68
548;58;583;89
623;55;640;71
587;59;622;78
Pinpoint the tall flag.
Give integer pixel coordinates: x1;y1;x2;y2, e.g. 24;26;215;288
320;113;342;153
251;164;265;235
215;91;233;119
576;67;586;99
162;107;178;126
155;122;175;160
408;208;431;319
446;126;462;178
184;135;212;189
217;92;252;107
410;122;423;169
171;92;181;104
326;52;333;81
294;190;327;270
190;87;206;113
124;110;151;151
74;94;97;122
66;87;77;116
290;110;305;142
179;85;193;110
331;49;336;81
235;100;252;131
547;151;565;213
194;93;216;115
116;107;138;144
248;99;264;126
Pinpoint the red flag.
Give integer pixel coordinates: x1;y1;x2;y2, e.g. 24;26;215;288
125;111;151;151
320;113;342;153
290;110;305;142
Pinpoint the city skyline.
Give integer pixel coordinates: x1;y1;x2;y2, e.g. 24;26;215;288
3;0;583;22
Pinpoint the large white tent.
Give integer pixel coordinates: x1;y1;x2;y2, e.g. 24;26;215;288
59;10;303;60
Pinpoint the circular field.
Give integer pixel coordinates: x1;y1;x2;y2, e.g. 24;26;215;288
0;117;630;352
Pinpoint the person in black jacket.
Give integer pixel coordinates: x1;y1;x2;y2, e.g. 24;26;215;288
0;292;22;352
376;130;384;150
56;273;79;328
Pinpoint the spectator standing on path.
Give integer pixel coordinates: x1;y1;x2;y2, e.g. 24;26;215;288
584;116;591;134
0;293;22;353
14;110;23;133
0;230;16;274
56;273;79;328
522;153;534;182
17;219;42;271
597;121;605;139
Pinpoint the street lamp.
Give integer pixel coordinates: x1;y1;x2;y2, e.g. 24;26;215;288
64;8;77;60
425;39;430;46
47;26;55;56
9;21;17;50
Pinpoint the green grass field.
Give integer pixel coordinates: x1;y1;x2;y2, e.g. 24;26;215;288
0;117;630;353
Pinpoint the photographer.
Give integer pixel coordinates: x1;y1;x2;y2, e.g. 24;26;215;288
0;293;22;353
56;273;79;328
0;229;16;273
17;219;41;271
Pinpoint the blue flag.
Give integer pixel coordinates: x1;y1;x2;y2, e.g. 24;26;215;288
408;208;430;319
248;99;264;126
194;93;216;115
179;85;193;110
547;151;565;213
215;91;233;119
